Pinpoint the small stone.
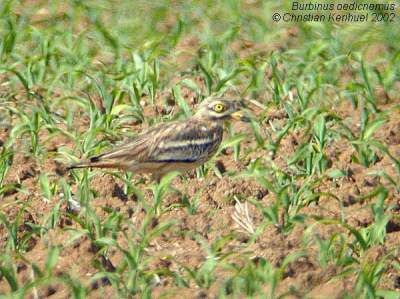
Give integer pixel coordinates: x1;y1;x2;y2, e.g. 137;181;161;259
66;197;81;214
196;290;207;299
343;195;357;207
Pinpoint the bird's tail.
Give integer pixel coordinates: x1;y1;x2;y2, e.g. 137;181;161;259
67;155;121;170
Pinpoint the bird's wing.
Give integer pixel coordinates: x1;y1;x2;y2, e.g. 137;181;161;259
77;120;223;170
146;120;223;163
90;121;178;163
69;120;223;171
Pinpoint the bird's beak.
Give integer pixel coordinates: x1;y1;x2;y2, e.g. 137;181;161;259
231;111;251;122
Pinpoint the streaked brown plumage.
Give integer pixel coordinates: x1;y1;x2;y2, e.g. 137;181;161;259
68;97;249;180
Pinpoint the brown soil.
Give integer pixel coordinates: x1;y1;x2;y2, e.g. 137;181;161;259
1;95;399;298
1;6;399;296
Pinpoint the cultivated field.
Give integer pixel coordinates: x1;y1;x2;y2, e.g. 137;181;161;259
1;1;399;298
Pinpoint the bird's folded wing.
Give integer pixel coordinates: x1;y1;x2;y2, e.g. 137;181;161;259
89;120;222;165
147;120;222;163
91;122;176;163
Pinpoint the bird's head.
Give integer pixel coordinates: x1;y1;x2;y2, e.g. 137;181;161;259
194;98;250;122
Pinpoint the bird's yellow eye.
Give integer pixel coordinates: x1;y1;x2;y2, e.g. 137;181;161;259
213;103;225;113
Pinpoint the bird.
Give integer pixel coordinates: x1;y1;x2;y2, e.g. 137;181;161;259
67;97;249;181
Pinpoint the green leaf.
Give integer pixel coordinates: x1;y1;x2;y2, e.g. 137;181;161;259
172;85;192;117
314;114;326;148
110;104;130;115
181;79;202;95
363;118;386;140
39;173;52;200
217;134;245;154
198;62;213;95
94;237;118;248
45;246;60;274
326;169;347;179
215;68;243;91
375;290;400;299
360;59;378;111
343;223;368;250
0;262;18;291
250;118;264;148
